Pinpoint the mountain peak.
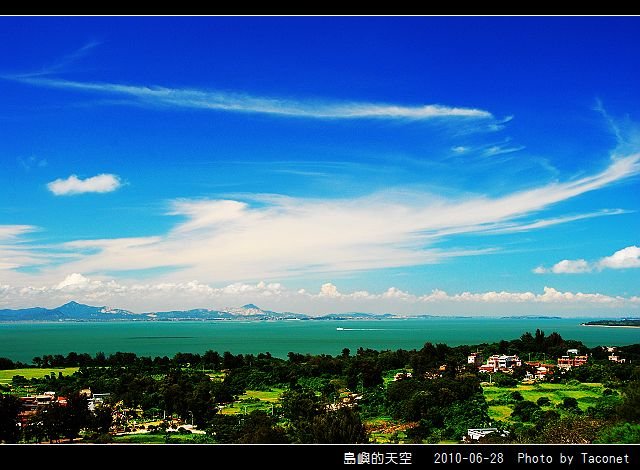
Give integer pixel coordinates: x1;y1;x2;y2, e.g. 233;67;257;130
59;300;87;308
242;303;260;310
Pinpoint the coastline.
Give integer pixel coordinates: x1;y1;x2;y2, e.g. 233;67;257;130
581;324;640;329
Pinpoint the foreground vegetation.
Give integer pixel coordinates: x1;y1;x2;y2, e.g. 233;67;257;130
0;330;639;444
0;368;79;385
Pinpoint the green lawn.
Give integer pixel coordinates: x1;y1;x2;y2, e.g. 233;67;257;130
242;389;282;402
112;433;215;444
220;388;283;415
487;405;513;422
0;367;79;384
112;433;168;444
483;381;606;423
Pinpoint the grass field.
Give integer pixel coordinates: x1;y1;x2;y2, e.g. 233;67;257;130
219;388;283;415
483;382;606;423
0;367;79;385
112;433;167;444
112;432;215;444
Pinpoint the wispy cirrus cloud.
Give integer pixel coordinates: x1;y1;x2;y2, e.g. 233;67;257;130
47;173;122;196
14;76;493;121
10;151;637;286
0;225;37;240
483;144;526;157
482;209;628;234
14;41;102;78
0;225;49;271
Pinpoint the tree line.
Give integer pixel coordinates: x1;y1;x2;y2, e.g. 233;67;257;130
0;330;639;444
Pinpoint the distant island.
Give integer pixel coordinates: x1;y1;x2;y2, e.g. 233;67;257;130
0;301;571;323
582;319;640;328
0;301;402;322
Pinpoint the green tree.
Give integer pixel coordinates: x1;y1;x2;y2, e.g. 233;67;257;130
207;414;241;443
537;416;602;443
617;380;640;422
493;373;518;387
595;422;640;444
512;400;541;422
38;402;66;442
281;386;322;443
237;410;289;443
89;405;113;434
560;397;581;413
0;394;22;443
311;408;368;443
62;393;91;441
281;387;321;423
186;381;219;428
537;396;551;407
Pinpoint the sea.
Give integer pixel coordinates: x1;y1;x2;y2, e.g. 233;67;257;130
1;318;638;363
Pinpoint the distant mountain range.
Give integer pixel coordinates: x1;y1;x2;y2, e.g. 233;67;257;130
0;301;574;322
0;301;399;322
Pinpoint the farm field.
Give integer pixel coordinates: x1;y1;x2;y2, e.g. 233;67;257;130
219;388;283;415
0;367;79;385
483;381;606;423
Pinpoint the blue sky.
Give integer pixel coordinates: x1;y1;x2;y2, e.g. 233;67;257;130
1;17;639;316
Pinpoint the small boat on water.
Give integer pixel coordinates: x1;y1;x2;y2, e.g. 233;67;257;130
336;327;344;331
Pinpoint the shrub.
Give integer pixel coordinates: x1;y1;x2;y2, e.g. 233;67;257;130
537;396;551;407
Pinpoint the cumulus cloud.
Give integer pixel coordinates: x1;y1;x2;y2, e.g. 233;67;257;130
47;174;122;196
0;275;637;315
535;245;640;274
598;245;640;269
551;259;591;274
56;273;91;289
319;283;340;297
18;77;493;121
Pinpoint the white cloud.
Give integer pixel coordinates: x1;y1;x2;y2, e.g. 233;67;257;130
0;275;636;315
0;225;50;272
319;283;340;297
47;174;122;196
1;151;636;287
483;145;525;157
551;259;591;274
537;286;623;304
598;245;640;269
21;77;493;121
486;209;626;235
0;225;37;240
56;273;90;289
536;245;640;274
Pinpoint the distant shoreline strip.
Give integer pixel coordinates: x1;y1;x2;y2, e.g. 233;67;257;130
581;324;640;329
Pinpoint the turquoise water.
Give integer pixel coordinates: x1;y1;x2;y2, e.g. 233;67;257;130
0;318;638;363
